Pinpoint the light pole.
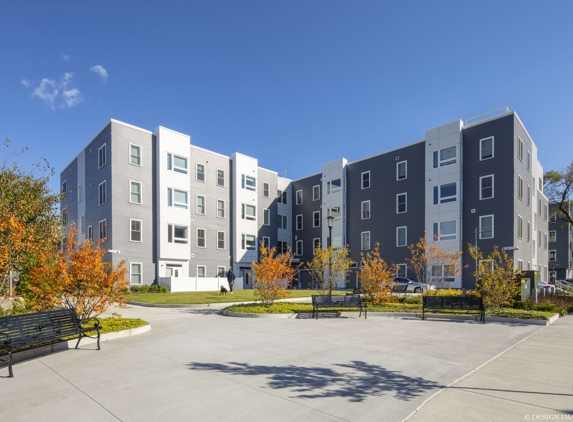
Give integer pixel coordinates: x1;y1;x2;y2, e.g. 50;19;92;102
474;227;484;290
327;216;334;296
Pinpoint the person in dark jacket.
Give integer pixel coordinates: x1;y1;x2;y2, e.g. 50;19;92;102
226;269;235;293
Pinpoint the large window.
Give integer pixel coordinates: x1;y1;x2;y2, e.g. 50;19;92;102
130;181;142;204
361;231;370;250
517;216;523;239
527;185;531;207
296;190;303;205
396;193;407;213
277;241;288;254
396;264;407;278
196;228;206;248
242;234;256;250
517;136;524;162
217;169;225;187
130;263;142;285
263;208;270;226
98;144;106;168
549;230;556;243
88;225;93;241
61;180;67;196
517;175;524;201
397;161;407;180
99;181;107;206
196;195;206;215
242;204;256;220
313;211;320;227
396;226;407;247
168;188;188;209
99;219;107;242
479;215;494;239
433;182;456;204
480;137;494;160
480;175;493;200
242;175;256;191
217;231;225;249
78;184;83;203
218;267;226;278
130;219;142;242
167;153;188;174
362;171;370;189
197;266;206;278
196;163;205;182
433;146;456;168
549;250;556;262
327;179;342;194
313;185;320;201
278;214;287;230
217;199;225;218
130;144;141;166
277;190;287;204
296;240;303;256
296;214;303;230
263;182;269;197
361;201;370;219
313;238;320;251
432;265;455;283
527;221;531;243
433;220;456;241
168;224;188;244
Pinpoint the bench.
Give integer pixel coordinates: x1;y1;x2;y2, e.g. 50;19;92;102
0;308;101;377
391;284;409;294
422;296;485;323
312;295;367;319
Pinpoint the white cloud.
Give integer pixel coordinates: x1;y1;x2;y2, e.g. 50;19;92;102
90;65;108;84
32;78;59;107
60;53;70;62
21;78;31;87
62;88;83;107
25;72;83;109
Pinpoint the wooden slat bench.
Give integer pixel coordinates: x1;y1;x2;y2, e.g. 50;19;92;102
422;296;485;323
0;308;101;377
312;295;367;319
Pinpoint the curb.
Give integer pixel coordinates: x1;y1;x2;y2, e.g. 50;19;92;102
128;297;312;309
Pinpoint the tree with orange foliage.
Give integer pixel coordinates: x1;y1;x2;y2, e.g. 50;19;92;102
252;243;301;306
28;226;129;320
358;243;396;304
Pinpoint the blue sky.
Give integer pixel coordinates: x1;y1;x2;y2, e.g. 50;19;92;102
2;1;572;193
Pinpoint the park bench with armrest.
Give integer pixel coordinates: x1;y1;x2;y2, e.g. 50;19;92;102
312;295;367;319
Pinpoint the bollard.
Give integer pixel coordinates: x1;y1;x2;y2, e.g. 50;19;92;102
532;288;538;305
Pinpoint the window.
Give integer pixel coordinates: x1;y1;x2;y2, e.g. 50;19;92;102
433;220;456;241
480;175;494;200
277;241;288;254
130;263;142;285
278;215;287;230
517;175;523;201
527;185;531;207
527;221;531;243
99;219;107;242
549;250;556;261
242;234;256;250
296;240;303;256
196;195;206;215
130;144;141;166
78;184;82;203
296;190;303;205
550;212;557;222
397;161;407;180
217;231;225;249
241;175;256;191
262;237;270;248
517;216;523;239
397;226;407;247
480;137;494;160
129;181;141;204
217;200;225;218
327;179;342;194
328;206;341;219
361;231;370;250
99;181;107;206
196;163;205;182
88;225;93;241
263;182;269;197
167;153;188;174
168;188;188;209
479;215;494;239
544;232;548;250
517;260;524;271
242;204;256;220
313;185;320;201
263;208;270;226
544;203;548;222
433;146;456;167
217;267;226;278
196;228;206;248
362;171;370;189
527;151;531;172
168;224;188;244
277;190;287;204
296;214;303;230
396;264;407;278
130;219;142;242
98;144;106;168
80;215;85;233
432;265;456;283
313;238;320;251
61;208;68;226
397;193;407;213
197;266;206;278
361;201;370;219
313;211;320;227
433;182;456;204
538;198;542;215
217;169;225;187
61;180;67;196
539;177;542;192
517;136;524;161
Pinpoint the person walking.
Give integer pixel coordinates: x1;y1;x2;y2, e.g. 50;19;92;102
226;268;235;294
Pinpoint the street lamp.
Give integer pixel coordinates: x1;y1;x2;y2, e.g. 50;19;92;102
327;215;334;296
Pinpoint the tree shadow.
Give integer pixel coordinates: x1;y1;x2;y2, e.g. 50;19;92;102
188;360;442;402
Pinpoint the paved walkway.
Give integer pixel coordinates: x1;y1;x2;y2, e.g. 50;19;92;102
0;305;571;422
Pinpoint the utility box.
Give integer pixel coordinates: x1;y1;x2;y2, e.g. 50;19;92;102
519;270;540;301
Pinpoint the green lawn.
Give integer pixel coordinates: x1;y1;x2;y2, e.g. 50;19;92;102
127;289;348;305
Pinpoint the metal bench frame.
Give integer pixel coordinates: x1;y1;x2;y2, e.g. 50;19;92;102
422;296;485;323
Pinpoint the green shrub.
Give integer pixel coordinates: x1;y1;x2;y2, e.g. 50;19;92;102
140;285;151;294
160;286;169;293
513;300;532;310
534;302;558;313
130;285;142;293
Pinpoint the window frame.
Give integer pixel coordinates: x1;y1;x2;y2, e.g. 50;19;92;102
130;263;142;285
396;193;407;214
361;200;370;220
98;144;106;168
196;228;206;248
197;266;206;278
217;231;226;250
167;153;188;174
241;203;256;221
396;226;407;247
242;234;256;250
241;174;256;191
196;195;206;215
130;181;142;204
296;214;303;231
99;219;107;242
433;220;457;241
278;214;287;230
217;199;225;218
130;219;142;242
549;230;556;243
296;240;303;256
480;137;494;161
168;188;188;209
313;211;320;228
168;224;189;244
313;238;320;251
263;208;270;226
263;182;269;197
517;215;523;240
433;146;457;168
98;181;107;206
433;182;457;204
549;250;556;262
196;163;206;182
479;215;494;239
396;161;407;180
296;190;303;205
361;231;370;250
129;144;141;166
517;175;524;201
517;136;524;162
479;175;494;200
313;185;320;201
217;169;225;187
361;171;370;189
87;225;93;241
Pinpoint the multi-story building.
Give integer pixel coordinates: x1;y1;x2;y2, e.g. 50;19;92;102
548;202;573;282
61;108;549;291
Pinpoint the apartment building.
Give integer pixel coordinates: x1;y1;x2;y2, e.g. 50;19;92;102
548;202;573;281
60;108;549;291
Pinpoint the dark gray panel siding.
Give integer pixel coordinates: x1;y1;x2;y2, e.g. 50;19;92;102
258;169;280;254
60;158;78;238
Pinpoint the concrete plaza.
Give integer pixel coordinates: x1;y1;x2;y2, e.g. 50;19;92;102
1;305;571;422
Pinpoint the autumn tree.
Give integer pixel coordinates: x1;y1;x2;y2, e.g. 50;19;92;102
306;245;353;296
544;161;573;227
407;232;463;293
28;226;129;320
468;245;521;309
0;139;61;299
357;243;396;304
252;243;301;306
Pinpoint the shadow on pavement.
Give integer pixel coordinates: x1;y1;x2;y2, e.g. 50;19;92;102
188;360;442;402
176;309;222;316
